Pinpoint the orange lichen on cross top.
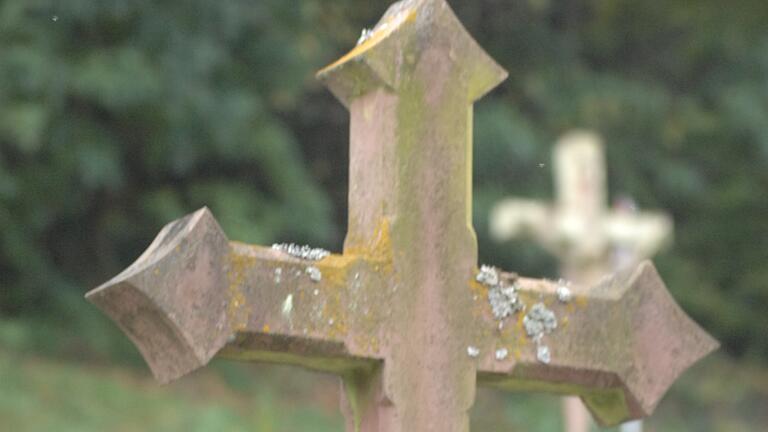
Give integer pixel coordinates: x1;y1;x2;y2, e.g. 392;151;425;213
317;7;417;75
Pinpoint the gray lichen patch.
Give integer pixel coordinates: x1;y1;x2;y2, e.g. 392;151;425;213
478;264;523;320
476;264;499;287
495;348;509;361
274;268;282;284
536;344;551;364
523;302;557;338
357;28;373;45
281;294;293;318
306;266;322;282
477;266;560;364
488;284;523;320
272;243;330;261
556;279;572;303
467;346;480;358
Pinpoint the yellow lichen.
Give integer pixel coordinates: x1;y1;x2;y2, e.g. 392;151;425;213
317;254;358;288
345;217;394;267
226;248;254;332
468;277;488;301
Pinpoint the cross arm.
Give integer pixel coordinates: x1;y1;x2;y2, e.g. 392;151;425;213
492;198;675;265
86;208;387;384
218;241;389;376
468;261;718;426
605;211;674;257
490;198;552;244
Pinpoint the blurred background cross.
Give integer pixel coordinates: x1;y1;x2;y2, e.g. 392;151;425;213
490;130;674;432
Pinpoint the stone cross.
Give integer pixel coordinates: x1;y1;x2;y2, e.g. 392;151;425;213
86;2;716;432
490;130;676;432
491;130;674;282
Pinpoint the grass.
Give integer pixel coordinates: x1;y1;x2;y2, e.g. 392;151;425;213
0;348;342;432
0;317;766;431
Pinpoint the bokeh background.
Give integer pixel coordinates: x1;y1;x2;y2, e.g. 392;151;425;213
1;0;767;430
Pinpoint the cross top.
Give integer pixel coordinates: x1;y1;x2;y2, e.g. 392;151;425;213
316;0;507;254
554;130;607;217
86;2;716;431
318;0;506;107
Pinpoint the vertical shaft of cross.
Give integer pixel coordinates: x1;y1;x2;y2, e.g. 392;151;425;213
320;1;507;430
555;132;666;432
557;133;608;431
387;68;479;431
345;84;476;256
606;197;651;432
342;36;483;432
554;132;610;283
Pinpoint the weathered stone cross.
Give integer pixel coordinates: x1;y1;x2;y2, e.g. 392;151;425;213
86;1;717;431
490;130;677;432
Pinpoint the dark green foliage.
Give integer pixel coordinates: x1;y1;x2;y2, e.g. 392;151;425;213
0;0;766;361
0;0;341;314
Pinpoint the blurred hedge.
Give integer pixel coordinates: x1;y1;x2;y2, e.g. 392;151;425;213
0;0;766;360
